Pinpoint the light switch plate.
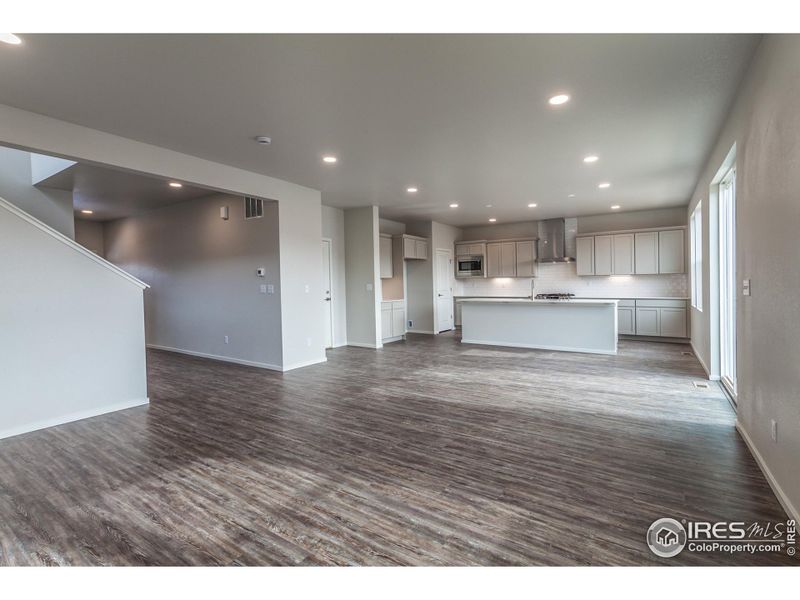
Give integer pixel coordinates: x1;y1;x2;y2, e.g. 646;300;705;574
743;279;751;296
366;283;373;292
267;284;275;294
260;284;267;294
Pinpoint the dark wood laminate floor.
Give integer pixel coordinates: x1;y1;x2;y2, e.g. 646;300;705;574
0;333;793;565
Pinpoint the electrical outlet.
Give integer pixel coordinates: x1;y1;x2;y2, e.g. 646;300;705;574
408;320;413;328
224;335;229;344
304;284;310;294
771;419;778;442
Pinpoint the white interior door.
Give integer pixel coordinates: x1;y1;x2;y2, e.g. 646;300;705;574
321;239;334;349
435;249;454;333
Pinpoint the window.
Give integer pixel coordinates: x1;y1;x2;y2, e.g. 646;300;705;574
690;202;703;311
719;168;737;397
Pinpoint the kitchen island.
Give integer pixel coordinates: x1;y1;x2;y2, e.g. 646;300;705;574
460;298;619;355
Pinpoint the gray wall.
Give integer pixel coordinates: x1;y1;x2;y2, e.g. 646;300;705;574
0;146;75;238
688;35;800;519
459;209;686;242
405;221;434;333
105;193;284;369
577;207;687;234
321;205;348;347
344;206;381;347
74;218;105;256
459;220;538;241
0;197;147;439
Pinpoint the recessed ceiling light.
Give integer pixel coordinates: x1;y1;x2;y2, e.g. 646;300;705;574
485;204;493;208
81;210;93;215
568;194;576;198
322;155;337;164
611;205;621;210
583;155;599;163
0;34;22;45
528;203;537;208
407;187;418;193
489;218;497;223
449;203;459;208
169;182;183;188
255;136;272;145
598;182;611;189
548;94;570;106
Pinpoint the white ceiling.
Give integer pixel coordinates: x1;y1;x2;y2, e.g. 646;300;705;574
0;34;759;226
37;162;215;221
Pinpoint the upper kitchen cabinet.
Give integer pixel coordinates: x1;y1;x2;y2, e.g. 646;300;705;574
379;234;393;278
577;226;687;277
400;234;429;260
486;241;517;277
634;232;659;274
455;242;485;256
594;235;614;276
658;229;685;274
515;240;537;278
613;234;635;275
576;237;595;275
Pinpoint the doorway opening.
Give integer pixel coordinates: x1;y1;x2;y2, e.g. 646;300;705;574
321;238;334;349
435;248;454;333
719;167;737;399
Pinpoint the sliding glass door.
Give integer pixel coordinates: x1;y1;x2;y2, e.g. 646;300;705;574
719;168;737;398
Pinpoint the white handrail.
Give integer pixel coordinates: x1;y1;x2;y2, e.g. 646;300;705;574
0;196;149;290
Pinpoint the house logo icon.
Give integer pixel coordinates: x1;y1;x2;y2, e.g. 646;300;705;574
647;518;687;558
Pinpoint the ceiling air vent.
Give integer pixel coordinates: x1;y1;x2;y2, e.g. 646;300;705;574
244;196;264;220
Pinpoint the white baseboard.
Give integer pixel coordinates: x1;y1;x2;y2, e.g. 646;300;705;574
0;397;150;441
382;335;404;344
332;342;348;348
461;338;617;355
735;421;799;522
690;341;720;380
347;341;382;349
282;357;327;372
406;329;435;335
147;344;283;371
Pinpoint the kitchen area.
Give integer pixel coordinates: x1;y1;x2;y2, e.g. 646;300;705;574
453;213;689;355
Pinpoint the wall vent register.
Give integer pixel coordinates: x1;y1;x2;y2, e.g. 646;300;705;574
244;196;264;220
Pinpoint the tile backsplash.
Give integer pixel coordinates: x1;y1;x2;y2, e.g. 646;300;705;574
455;262;688;298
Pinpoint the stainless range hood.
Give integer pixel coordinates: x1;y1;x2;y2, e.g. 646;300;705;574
537;217;577;263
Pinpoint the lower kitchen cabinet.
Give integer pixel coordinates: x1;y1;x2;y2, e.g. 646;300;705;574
634;299;687;337
635;307;661;336
381;305;392;339
659;307;687;338
617;301;636;335
381;300;406;342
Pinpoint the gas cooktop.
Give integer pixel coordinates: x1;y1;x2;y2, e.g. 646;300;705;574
534;293;576;300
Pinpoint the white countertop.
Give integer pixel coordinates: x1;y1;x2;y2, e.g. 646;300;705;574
459;298;618;306
455;295;687;301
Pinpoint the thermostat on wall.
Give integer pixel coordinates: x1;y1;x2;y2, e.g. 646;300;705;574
256;267;266;277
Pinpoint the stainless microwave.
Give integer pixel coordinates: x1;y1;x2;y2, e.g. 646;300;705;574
456;255;485;278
